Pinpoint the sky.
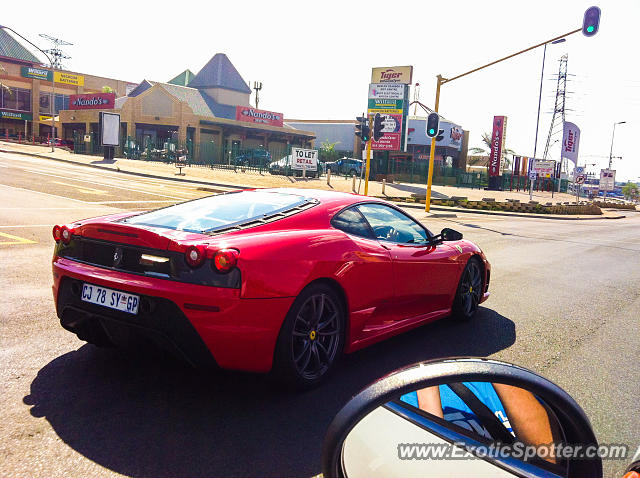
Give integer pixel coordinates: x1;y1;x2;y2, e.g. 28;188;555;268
4;0;639;182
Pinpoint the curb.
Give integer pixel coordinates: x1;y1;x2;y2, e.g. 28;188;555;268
0;148;251;191
396;201;626;220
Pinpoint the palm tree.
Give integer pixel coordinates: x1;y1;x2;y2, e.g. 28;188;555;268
470;132;516;169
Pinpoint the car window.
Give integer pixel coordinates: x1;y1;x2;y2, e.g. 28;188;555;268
357;203;429;244
123;190;309;233
331;207;374;239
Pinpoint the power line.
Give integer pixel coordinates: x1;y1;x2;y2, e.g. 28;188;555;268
38;33;72;69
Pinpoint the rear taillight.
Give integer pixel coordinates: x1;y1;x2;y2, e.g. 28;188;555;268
60;226;74;244
185;245;206;268
213;249;239;273
52;225;62;242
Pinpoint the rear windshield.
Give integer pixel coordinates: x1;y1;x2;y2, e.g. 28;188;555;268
122;190;310;233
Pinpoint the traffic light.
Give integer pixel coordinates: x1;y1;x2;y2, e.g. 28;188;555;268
435;129;444;142
355;115;370;143
582;6;601;37
426;113;440;138
373;113;385;141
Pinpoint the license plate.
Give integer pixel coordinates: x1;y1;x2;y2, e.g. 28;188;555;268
81;283;139;315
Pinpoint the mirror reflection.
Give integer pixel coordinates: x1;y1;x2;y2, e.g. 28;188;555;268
342;382;567;478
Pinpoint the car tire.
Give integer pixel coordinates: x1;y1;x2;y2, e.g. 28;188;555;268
272;283;345;390
348;169;357;177
451;257;484;321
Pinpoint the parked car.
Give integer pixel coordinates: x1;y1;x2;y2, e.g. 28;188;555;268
324;157;363;176
234;148;271;168
269;155;321;178
51;189;489;388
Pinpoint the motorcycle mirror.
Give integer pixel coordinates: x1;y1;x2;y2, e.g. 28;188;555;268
322;358;602;478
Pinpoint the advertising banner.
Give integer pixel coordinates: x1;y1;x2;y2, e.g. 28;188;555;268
70;93;116;110
368;83;405;100
371;66;413;84
369;112;403;151
291;148;318;171
367;98;403;114
21;66;52;81
0;110;33;121
20;66;85;86
532;159;555;178
562;122;580;165
513;156;521;175
599;169;616;191
235;106;283;127
54;71;84;86
488;116;507;176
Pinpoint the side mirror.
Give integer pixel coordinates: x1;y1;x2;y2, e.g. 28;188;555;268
322;358;602;478
441;227;463;241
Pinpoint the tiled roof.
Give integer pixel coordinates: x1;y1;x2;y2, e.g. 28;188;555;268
127;80;153;97
168;69;195;86
0;29;42;63
158;83;215;118
188;53;251;93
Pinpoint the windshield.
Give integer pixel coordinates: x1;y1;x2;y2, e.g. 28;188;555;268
122;191;309;233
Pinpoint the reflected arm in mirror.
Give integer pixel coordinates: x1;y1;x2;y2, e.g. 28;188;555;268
416;386;443;418
493;383;563;463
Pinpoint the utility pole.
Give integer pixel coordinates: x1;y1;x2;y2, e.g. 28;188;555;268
253;81;262;109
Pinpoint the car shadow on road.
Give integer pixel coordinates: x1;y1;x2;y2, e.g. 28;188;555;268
24;307;514;478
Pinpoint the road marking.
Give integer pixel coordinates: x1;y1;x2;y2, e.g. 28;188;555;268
0;183;88;203
0;224;53;228
20;168;192;200
0;231;36;245
86;200;177;204
51;180;108;195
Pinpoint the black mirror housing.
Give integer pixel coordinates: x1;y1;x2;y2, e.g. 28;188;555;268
441;227;463;241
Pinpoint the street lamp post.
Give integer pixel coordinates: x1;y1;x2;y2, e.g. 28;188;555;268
608;121;626;169
603;121;625;200
0;26;55;152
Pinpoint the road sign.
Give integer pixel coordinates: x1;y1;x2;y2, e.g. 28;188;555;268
575;175;585;184
529;171;537;181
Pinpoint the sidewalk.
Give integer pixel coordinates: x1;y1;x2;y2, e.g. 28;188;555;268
0;141;626;220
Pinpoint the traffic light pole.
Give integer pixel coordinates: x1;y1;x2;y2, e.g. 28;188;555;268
363;116;373;196
423;27;581;212
425;76;442;212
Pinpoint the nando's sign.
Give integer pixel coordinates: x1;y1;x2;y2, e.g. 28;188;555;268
235;106;284;127
69;93;116;110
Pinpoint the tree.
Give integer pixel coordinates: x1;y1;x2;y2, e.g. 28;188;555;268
0;64;11;97
621;181;639;201
470;132;516;169
101;86;115;93
320;140;340;163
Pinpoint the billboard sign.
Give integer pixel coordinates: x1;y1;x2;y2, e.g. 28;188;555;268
599;169;616;191
70;93;116;110
368;83;405;100
0;110;32;121
369;112;403;151
100;112;120;147
532;159;555;178
21;66;52;81
488;116;507;176
291;148;318;171
562;122;581;165
54;71;84;86
371;66;413;84
235;106;284;127
367;98;403;114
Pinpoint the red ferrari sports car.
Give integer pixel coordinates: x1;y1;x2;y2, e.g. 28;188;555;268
51;188;490;388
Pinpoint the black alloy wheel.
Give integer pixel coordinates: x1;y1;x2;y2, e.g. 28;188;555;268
452;258;483;321
274;284;345;389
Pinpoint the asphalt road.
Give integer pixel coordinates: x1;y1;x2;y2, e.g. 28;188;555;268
1;152;638;477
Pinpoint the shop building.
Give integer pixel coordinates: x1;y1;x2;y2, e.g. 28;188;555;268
58;53;315;162
0;29;137;139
